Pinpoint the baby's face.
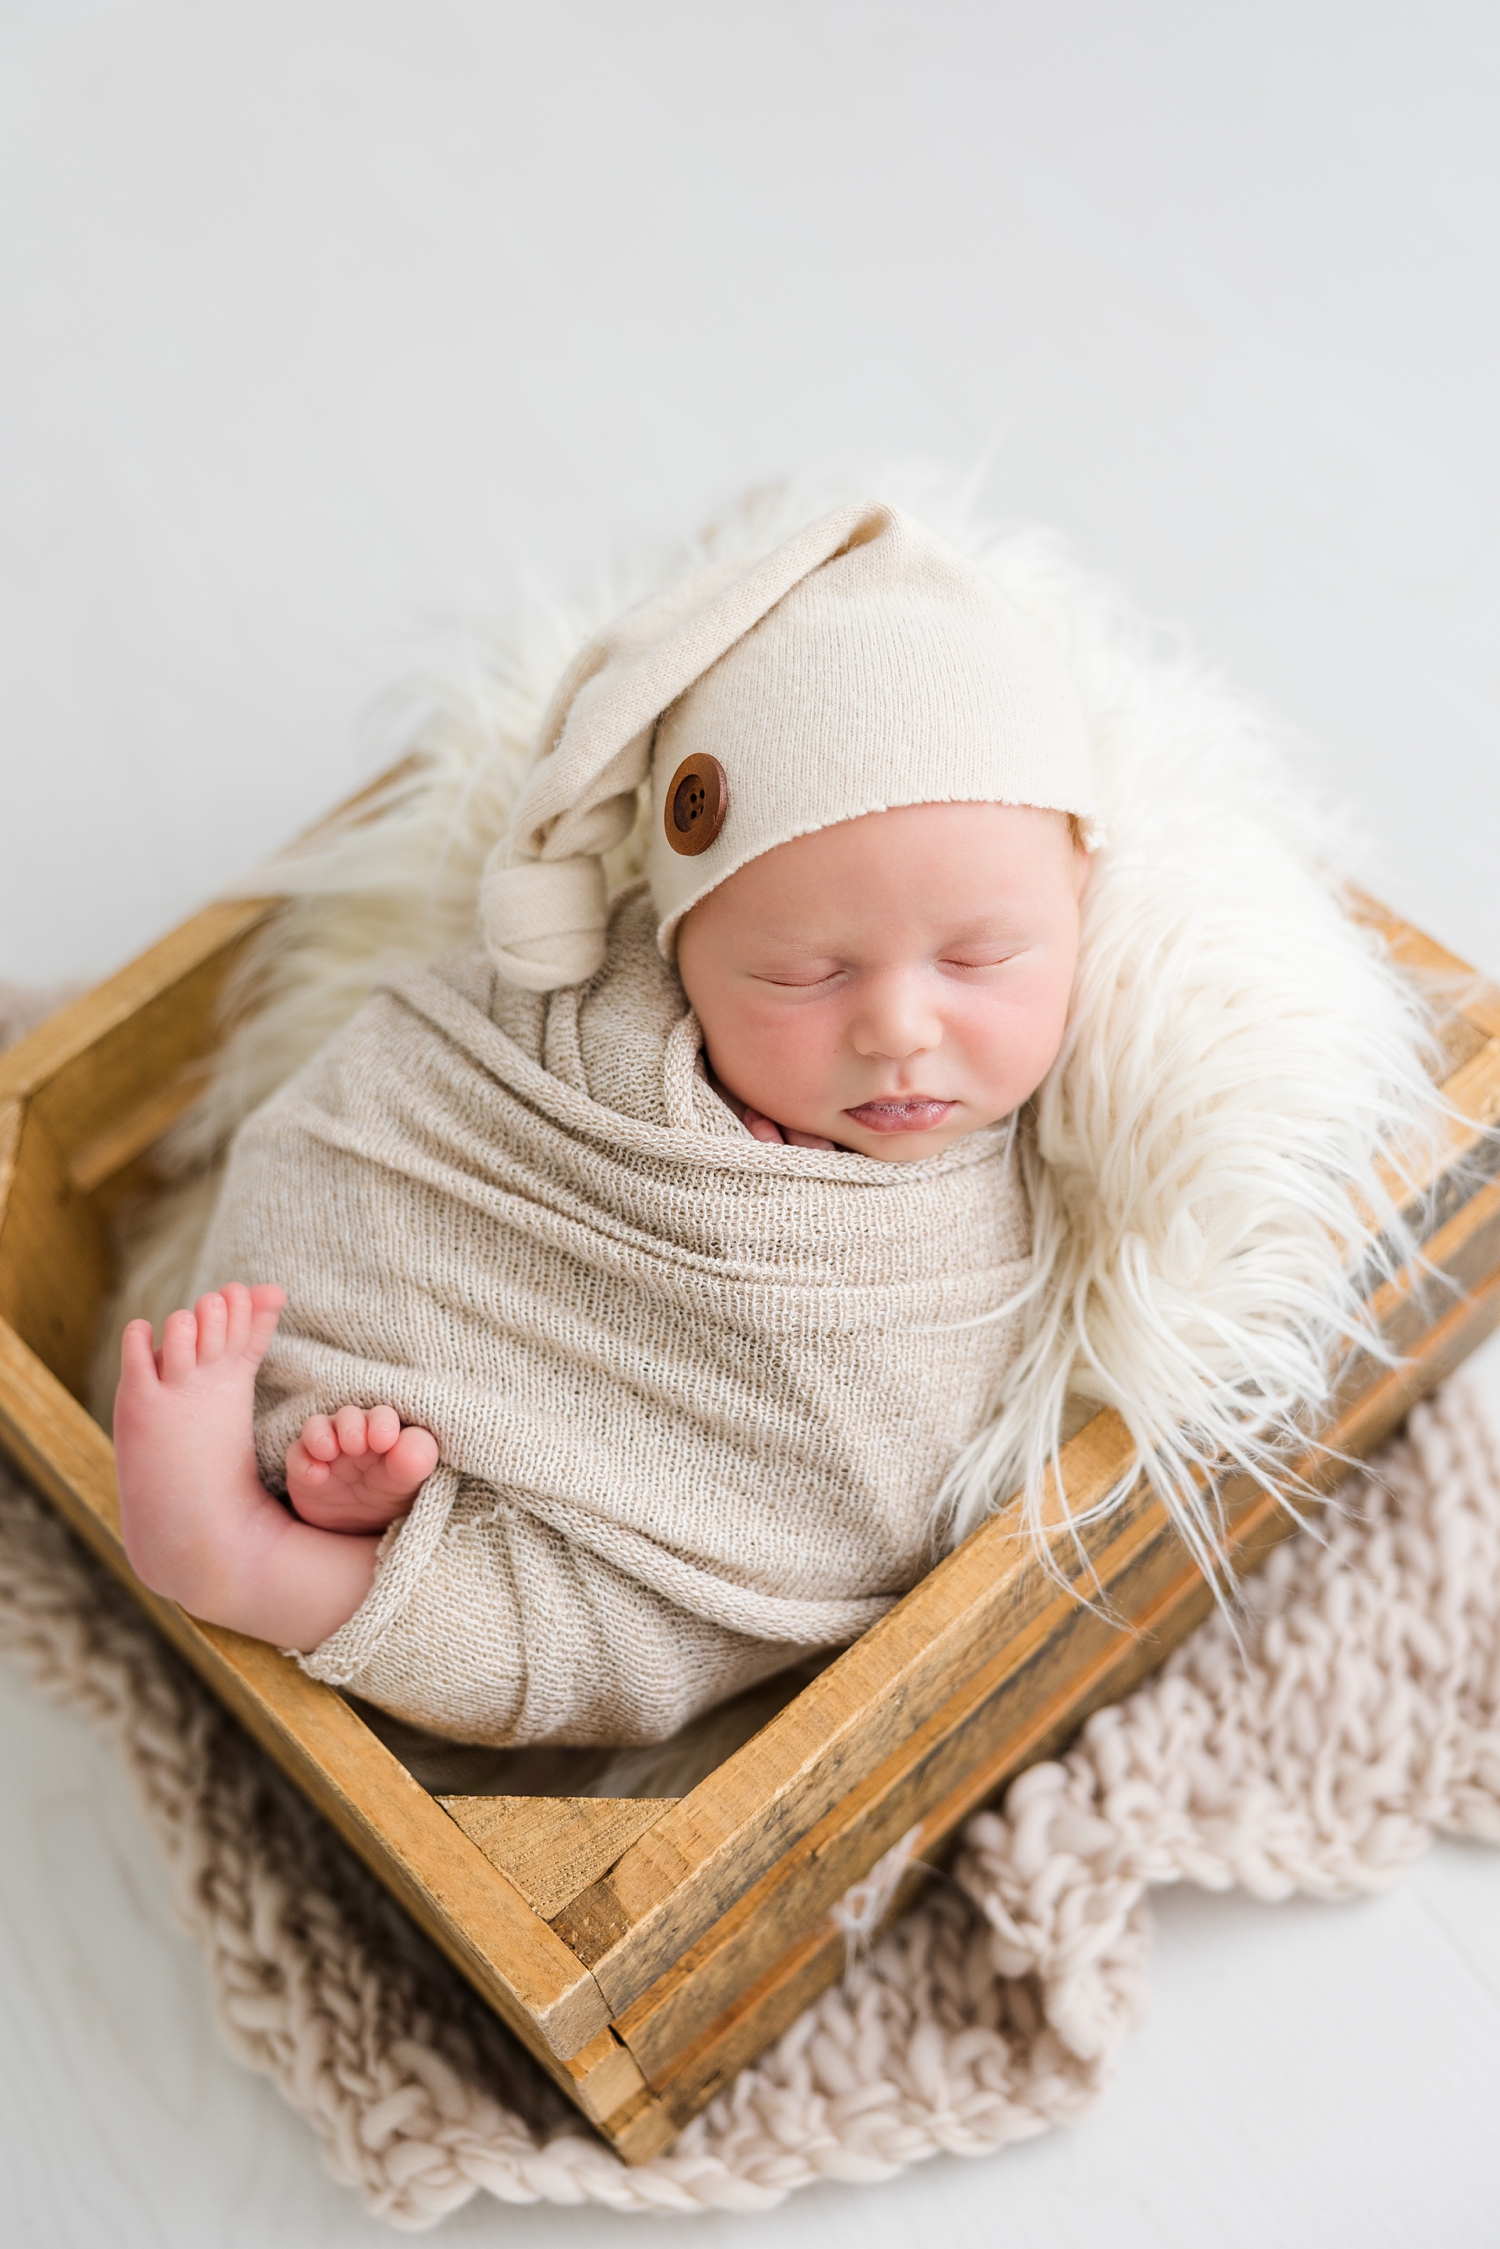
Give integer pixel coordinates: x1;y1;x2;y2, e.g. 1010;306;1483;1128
676;801;1089;1162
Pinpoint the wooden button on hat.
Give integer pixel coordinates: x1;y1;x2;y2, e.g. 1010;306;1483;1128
665;754;729;856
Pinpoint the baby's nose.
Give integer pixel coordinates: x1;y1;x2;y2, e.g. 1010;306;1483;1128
849;976;943;1059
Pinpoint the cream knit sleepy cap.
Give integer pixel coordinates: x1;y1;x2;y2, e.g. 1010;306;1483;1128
480;501;1102;990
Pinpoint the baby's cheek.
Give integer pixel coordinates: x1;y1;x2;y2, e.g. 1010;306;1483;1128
709;1002;839;1126
743;1008;835;1110
965;987;1068;1108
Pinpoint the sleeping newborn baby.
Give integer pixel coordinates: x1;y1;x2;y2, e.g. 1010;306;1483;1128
113;502;1101;1746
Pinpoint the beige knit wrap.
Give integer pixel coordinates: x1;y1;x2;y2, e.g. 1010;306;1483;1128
194;889;1033;1746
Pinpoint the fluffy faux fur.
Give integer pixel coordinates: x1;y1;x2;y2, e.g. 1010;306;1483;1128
100;472;1445;1589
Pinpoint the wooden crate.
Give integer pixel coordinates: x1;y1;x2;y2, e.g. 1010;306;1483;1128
1;884;1498;2162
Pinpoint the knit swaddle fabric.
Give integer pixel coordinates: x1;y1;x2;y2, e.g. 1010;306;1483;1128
194;888;1033;1746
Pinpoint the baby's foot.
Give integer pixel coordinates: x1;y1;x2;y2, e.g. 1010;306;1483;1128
285;1406;438;1534
114;1283;288;1602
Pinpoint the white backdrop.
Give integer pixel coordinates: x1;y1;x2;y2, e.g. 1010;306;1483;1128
3;5;1499;2245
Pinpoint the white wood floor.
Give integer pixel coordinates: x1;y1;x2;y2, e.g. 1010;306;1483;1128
3;5;1499;2240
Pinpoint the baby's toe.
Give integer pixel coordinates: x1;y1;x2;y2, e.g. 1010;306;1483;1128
300;1414;340;1464
286;1438;329;1490
366;1404;402;1455
333;1405;369;1457
246;1285;286;1362
215;1282;250;1355
118;1319;159;1390
194;1291;229;1363
160;1308;199;1384
386;1425;439;1495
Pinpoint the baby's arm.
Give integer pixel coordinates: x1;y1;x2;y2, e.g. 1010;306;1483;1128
113;1284;436;1653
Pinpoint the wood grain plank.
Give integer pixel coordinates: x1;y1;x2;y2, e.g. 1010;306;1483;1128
596;2091;682;2165
5;868;1497;2155
0;899;277;1126
0;1319;610;2067
550;1411;1139;2000
67;1065;215;1196
441;1798;676;1921
557;2028;654;2132
554;1005;1500;2018
0;1104;116;1402
620;1195;1500;2080
618;1249;1500;2111
0;1104;20;1244
1353;893;1500;1043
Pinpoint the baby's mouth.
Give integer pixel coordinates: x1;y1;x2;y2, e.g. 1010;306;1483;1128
842;1098;957;1134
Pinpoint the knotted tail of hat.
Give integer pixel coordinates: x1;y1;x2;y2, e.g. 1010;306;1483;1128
480;502;887;989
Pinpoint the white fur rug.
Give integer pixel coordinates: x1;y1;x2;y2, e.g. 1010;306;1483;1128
1;1359;1496;2226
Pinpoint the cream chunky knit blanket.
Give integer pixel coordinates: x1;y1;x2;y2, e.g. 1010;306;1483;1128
195;888;1031;1745
3;1364;1496;2227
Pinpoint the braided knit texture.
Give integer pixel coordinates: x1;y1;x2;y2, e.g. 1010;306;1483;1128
2;1381;1497;2227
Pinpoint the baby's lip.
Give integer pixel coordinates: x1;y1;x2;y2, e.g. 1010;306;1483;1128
842;1098;957;1134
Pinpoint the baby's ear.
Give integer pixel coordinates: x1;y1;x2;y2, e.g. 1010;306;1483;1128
1066;814;1094;900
